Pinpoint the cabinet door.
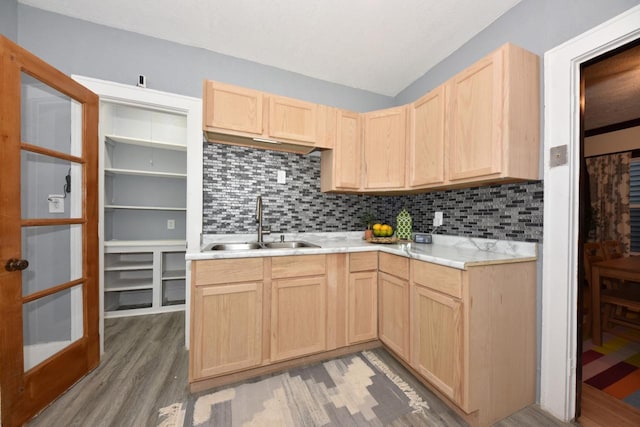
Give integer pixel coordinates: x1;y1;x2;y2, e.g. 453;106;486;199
348;271;378;344
203;81;264;135
334;110;362;189
448;49;503;181
268;95;318;144
378;272;409;360
191;282;263;380
271;276;327;361
412;284;464;405
408;85;446;187
363;107;407;189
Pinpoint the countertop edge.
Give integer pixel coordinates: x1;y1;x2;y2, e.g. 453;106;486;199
186;240;537;270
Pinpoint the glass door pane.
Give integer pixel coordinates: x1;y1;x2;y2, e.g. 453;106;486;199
23;285;84;371
20;71;85;371
21;73;80;156
21;151;82;220
21;225;83;296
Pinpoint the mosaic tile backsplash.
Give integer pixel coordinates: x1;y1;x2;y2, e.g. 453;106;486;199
203;144;543;242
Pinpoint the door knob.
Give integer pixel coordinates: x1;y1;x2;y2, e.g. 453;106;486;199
5;258;29;272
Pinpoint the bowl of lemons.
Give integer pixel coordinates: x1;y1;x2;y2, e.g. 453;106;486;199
368;223;398;243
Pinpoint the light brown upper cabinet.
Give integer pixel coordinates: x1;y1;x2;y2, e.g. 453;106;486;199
269;95;320;143
362;106;408;190
321;108;362;191
203;80;329;154
407;85;447;188
204;81;264;135
203;42;539;190
447;43;539;185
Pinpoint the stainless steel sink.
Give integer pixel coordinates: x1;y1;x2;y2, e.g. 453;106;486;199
206;242;263;251
204;241;320;251
263;241;320;249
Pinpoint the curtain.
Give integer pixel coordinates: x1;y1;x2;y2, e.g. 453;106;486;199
586;152;631;255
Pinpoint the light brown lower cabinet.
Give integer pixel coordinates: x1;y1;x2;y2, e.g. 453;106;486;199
377;253;410;361
410;259;536;427
190;258;265;381
411;283;463;403
190;253;536;427
378;271;410;361
347;252;378;344
271;275;327;362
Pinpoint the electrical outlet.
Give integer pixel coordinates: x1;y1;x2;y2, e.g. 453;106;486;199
433;211;443;227
277;170;286;184
167;219;175;230
48;194;64;213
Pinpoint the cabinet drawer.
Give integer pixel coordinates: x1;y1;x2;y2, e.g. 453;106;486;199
379;253;409;280
349;252;378;272
272;255;326;279
411;260;462;298
193;258;264;286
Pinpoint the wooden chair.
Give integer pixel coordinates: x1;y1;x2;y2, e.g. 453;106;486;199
583;243;606;337
601;288;640;331
603;240;624;260
602;240;640;324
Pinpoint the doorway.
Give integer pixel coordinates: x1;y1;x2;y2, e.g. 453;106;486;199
577;39;640;423
541;4;640;422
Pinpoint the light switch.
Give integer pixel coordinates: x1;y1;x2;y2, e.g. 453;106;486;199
277;170;286;184
550;145;568;168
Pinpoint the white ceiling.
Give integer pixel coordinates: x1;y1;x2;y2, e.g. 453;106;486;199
19;0;522;96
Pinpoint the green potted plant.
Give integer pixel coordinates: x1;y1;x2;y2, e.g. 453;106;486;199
360;211;376;240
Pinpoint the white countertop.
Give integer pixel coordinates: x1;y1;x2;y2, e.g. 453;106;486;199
186;232;537;270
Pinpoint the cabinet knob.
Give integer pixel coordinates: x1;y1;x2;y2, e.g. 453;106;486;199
5;258;29;272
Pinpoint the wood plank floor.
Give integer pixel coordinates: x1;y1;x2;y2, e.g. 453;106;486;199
28;312;573;426
579;383;640;427
28;312;189;427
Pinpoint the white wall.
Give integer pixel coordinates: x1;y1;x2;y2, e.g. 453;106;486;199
15;5;393;113
0;0;17;41
395;0;640;104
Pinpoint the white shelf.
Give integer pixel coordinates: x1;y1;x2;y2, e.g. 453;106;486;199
104;260;153;271
105;278;154;292
105;239;186;247
105;305;153;317
105;168;187;179
105;205;186;211
105;134;187;151
162;270;186;280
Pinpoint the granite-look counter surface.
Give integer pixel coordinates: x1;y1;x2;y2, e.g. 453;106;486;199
186;232;537;270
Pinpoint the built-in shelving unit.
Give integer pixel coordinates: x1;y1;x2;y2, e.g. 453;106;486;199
73;76;202;327
104;241;187;315
100;99;188;317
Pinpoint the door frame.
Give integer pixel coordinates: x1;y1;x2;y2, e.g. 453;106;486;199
541;4;640;421
71;75;203;350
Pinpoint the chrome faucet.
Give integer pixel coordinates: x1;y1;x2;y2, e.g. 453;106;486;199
256;195;270;243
